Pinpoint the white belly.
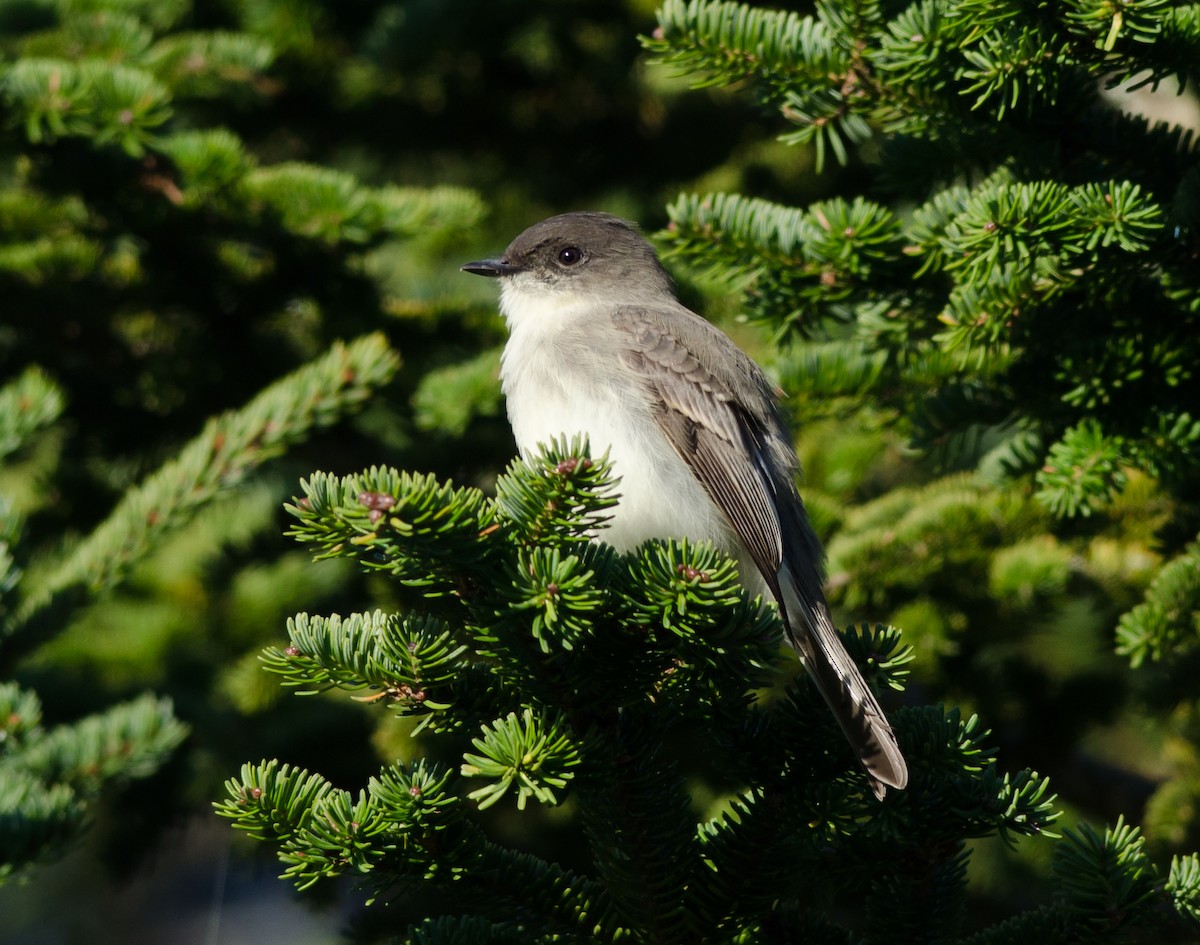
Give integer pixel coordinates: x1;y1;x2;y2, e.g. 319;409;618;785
500;306;735;555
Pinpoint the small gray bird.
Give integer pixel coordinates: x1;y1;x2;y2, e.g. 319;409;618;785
462;211;907;799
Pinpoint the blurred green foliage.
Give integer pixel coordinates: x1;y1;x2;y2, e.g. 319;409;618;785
3;0;1200;941
646;0;1200;869
0;0;780;936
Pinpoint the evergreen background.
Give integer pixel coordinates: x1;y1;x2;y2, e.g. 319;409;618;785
1;0;1198;941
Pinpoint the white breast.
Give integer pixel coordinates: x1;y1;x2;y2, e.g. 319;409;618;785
498;286;735;555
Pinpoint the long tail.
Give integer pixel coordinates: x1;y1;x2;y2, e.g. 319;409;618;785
780;568;908;799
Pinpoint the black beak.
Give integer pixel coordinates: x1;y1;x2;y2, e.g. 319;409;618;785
461;258;523;278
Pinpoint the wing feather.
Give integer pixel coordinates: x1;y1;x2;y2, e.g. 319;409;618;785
613;307;784;589
611;304;909;797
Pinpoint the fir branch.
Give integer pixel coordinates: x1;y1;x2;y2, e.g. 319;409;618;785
871;0;957;117
925;177;1167;320
5;693;187;791
241;164;484;246
373;184;487;240
143;30;275;98
909;379;1016;454
460;707;581;810
1035;418;1129;517
0;367;64;463
1065;180;1164;253
0;769;84;886
1167;852;1200;925
218;758;475;890
960;906;1073;945
662;191;800;284
617;538;781;688
1115;534;1200;667
939;181;1075;282
218;758;342;843
773;339;889;399
974;767;1061;844
261;611;469;715
988;536;1075;607
493;434;620;546
691;790;814;930
865;843;971;943
39;9;154;62
402;915;531;945
0;681;42;748
827;475;1045;610
1139;3;1200;89
1134;410;1200;485
12;334;399;641
905;180;976;276
368;760;463;838
644;0;834;98
665;190;901;277
663;191;907;331
286;465;499;592
1063;0;1175;52
155;128;254;206
412;347;504;438
646;0;889;168
1073;108;1199;198
495;544;614;655
278;786;388;889
894;705;997;779
841;622;914;692
463;838;627;942
977;425;1045;483
1;691;186;883
575;705;704;942
958;24;1069;120
1052;817;1179;936
63;0;189;33
1;58;172;155
0;233;103;284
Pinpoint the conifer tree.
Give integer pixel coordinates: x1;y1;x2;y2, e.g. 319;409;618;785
641;0;1200;850
214;1;1200;940
0;0;483;451
0;335;397;882
0;0;470;889
219;437;1200;942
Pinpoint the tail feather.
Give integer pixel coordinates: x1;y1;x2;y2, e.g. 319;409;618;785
780;571;908;799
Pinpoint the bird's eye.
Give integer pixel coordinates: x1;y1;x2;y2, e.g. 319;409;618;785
557;246;584;266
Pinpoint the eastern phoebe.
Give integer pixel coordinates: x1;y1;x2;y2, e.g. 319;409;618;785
462;211;907;798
